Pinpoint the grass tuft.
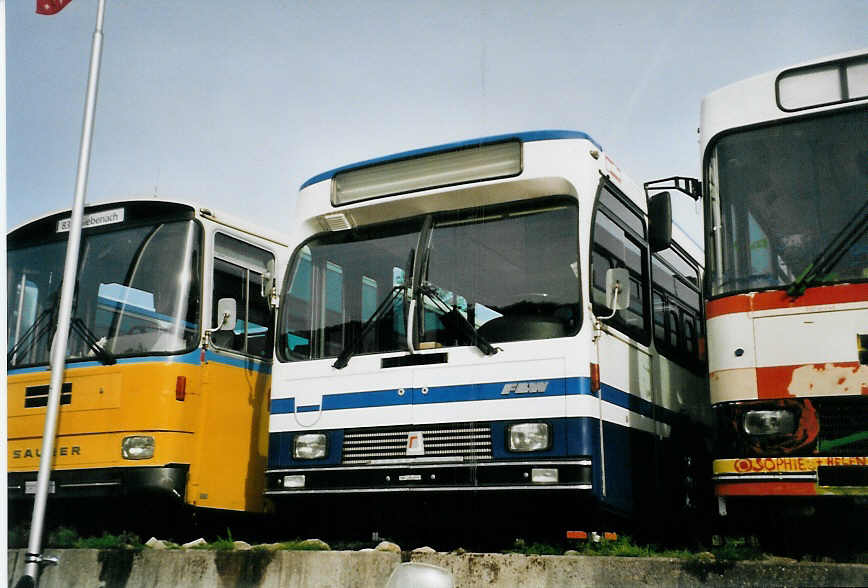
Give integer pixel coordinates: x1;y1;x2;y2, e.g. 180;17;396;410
47;526;80;548
506;538;563;555
711;537;765;561
204;538;236;551
75;531;142;550
277;539;331;551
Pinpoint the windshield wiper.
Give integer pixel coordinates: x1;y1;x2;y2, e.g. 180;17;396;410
333;285;407;370
70;318;116;365
787;200;868;298
419;283;499;356
7;306;56;368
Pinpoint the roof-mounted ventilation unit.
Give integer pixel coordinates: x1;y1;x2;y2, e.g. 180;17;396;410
322;212;353;231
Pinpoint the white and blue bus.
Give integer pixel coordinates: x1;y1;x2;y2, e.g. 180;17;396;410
266;131;710;538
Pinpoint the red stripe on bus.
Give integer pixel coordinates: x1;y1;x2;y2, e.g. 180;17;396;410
755;362;863;400
756;365;797;399
716;481;816;496
706;283;868;319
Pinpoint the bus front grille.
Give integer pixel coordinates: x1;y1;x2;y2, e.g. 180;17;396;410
342;422;493;464
817;397;868;455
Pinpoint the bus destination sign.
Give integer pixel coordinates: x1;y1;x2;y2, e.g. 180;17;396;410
56;207;125;233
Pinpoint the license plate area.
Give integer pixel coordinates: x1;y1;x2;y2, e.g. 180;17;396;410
25;480;56;494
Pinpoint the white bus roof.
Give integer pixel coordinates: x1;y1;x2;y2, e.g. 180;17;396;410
700;48;868;156
300;130;604;189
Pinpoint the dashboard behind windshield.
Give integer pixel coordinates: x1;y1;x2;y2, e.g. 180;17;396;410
705;107;868;297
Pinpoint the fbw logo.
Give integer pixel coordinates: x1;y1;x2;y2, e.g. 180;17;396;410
501;381;550;395
406;431;425;456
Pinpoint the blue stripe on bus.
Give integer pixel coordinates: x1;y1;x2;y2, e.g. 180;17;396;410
271;398;295;414
322;388;411;410
270;377;584;415
300;130;603;188
600;383;678;426
600;383;652;419
9;348;271;375
269;376;682;430
7;350;203;374
203;350;272;374
413;378;569;405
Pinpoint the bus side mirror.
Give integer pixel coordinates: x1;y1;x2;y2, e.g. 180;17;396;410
648;191;673;252
215;298;237;331
261;259;278;310
605;267;631;313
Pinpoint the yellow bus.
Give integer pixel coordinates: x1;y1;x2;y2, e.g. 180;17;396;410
7;198;286;523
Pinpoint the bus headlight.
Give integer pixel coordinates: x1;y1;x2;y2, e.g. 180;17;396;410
283;475;306;488
293;433;327;460
122;436;155;460
743;410;796;436
507;423;551;452
531;468;559;483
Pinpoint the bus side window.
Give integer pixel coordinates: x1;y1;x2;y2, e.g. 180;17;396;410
591;185;649;343
591;251;613;307
683;312;697;356
283;247;312;359
323;261;344;357
212;258;246;352
652;291;666;342
666;308;680;348
651;248;702;367
213;233;275;358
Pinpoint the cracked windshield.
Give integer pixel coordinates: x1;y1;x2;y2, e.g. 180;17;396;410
7;220;201;368
706;108;868;297
279;197;579;361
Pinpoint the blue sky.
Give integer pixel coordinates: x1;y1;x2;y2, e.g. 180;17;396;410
6;0;867;241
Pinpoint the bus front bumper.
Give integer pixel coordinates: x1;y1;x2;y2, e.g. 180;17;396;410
713;457;868;496
265;459;592;495
7;465;188;501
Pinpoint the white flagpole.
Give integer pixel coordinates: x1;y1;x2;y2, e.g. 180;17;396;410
22;0;107;584
1;0;8;581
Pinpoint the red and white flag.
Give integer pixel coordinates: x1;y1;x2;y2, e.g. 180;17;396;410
36;0;72;15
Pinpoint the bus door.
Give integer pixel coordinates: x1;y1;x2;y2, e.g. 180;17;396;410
590;182;656;515
195;232;276;511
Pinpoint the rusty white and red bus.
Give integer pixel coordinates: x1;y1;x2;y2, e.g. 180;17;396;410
699;49;868;524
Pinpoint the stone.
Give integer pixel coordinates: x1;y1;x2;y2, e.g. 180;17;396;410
145;537;166;550
375;541;401;554
233;541;252;551
299;538;331;551
412;546;436;554
182;538;207;549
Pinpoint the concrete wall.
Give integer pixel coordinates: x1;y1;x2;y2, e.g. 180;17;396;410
7;549;400;588
9;549;868;587
410;552;868;588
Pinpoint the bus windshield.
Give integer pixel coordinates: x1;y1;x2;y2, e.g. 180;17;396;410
705;108;868;297
7;220;202;368
279;197;580;361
